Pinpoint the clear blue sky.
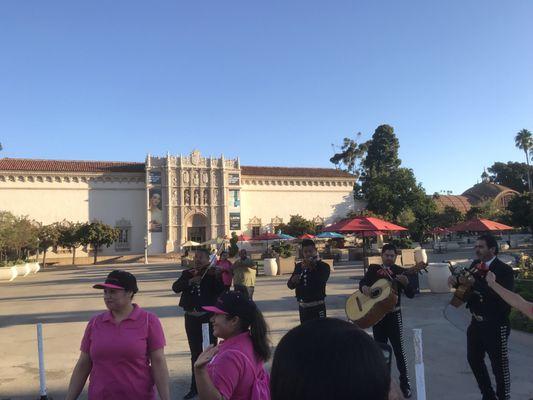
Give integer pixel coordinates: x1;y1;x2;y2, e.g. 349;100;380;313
1;1;532;194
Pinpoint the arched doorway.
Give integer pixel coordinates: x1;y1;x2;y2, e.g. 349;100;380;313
185;213;207;243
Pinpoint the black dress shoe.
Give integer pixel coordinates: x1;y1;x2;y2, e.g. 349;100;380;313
400;385;412;399
183;389;198;399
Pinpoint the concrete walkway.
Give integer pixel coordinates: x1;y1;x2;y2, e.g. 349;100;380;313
1;260;532;399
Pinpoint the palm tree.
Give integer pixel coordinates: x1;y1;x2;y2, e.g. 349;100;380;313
515;129;532;192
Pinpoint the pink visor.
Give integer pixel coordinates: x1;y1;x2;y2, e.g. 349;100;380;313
93;283;125;290
202;306;228;314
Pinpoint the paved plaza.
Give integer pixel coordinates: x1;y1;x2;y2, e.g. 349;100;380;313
1;256;532;399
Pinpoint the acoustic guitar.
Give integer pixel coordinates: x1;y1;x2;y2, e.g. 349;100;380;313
449;263;478;308
346;279;398;329
346;263;427;329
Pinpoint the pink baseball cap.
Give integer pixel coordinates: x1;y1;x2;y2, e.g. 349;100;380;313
93;270;139;292
203;291;255;322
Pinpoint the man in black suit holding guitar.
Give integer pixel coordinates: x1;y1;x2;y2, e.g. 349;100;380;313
359;243;415;399
448;234;514;400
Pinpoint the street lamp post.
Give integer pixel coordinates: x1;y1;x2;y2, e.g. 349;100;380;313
144;236;149;265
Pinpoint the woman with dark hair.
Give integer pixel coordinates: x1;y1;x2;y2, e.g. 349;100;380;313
270;318;393;400
193;291;271;400
66;270;170;400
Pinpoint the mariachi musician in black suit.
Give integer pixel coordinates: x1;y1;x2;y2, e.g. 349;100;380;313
448;234;514;400
359;243;415;399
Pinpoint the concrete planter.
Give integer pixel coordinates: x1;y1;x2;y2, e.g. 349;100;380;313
0;267;18;282
427;263;452;293
29;262;41;273
277;256;296;275
15;263;32;277
414;249;428;264
263;258;278;276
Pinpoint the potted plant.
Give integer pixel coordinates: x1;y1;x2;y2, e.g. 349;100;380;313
261;247;278;276
273;242;296;275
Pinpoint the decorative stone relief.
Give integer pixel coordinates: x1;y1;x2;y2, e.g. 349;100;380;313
249;216;262;226
271;216;283;225
183;171;190;184
191;150;201;166
184;189;191;206
313;216;325;225
203;189;209;205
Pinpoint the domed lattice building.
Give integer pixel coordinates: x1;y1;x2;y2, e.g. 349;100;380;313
432;180;519;213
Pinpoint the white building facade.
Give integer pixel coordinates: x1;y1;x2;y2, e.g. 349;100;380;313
0;151;359;258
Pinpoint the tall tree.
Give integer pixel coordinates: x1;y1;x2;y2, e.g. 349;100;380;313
507;193;533;235
79;222;120;264
362;124;401;174
487;161;533;193
58;221;83;265
38;223;60;267
277;215;316;237
431;206;464;228
329;132;371;177
515;129;532;192
356;124;402;199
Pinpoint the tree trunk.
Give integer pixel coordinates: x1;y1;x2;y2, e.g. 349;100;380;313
42;249;47;268
526;150;532;193
93;245;98;264
72;247;76;266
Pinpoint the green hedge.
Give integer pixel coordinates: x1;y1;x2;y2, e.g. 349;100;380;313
510;279;533;333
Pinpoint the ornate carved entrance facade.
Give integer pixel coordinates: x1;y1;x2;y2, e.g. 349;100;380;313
145;151;241;252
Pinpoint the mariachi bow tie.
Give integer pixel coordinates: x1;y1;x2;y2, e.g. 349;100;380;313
475;262;489;276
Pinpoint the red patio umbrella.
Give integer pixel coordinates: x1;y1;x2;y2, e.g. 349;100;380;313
324;216;408;272
251;233;282;241
449;218;513;232
237;234;251;241
250;232;282;252
325;216;408;233
298;233;316;239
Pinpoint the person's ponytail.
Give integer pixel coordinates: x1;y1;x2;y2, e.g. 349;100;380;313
247;306;271;362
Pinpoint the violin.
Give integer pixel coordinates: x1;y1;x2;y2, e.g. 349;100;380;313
302;255;318;270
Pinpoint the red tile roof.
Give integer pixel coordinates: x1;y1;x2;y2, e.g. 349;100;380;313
0;158;354;179
241;166;354;178
0;158;145;173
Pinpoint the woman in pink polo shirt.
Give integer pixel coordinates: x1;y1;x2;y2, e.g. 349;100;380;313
65;270;170;400
194;291;271;400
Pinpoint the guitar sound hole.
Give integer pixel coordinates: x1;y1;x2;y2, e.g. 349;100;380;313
371;288;381;298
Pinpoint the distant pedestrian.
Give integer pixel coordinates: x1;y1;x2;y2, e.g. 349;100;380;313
232;249;257;300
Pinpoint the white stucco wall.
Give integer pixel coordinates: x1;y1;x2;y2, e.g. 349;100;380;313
0;174;146;255
239;176;361;235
